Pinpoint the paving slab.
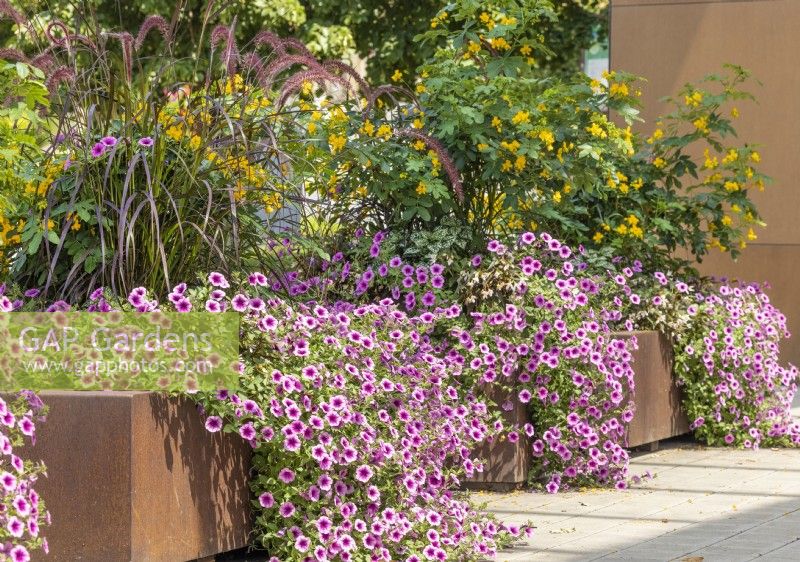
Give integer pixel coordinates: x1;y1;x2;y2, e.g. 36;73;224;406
481;419;800;562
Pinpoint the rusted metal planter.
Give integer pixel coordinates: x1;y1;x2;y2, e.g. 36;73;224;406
465;330;689;489
15;391;252;562
616;330;689;447
464;384;530;491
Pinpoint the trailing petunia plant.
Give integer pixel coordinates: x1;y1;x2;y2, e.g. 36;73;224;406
281;229;642;492
637;275;799;448
0;391;50;562
581;259;800;449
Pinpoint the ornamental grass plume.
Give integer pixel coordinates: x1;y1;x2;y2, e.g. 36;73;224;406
0;4;465;305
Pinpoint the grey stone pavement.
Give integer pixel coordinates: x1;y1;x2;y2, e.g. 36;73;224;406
479;404;800;562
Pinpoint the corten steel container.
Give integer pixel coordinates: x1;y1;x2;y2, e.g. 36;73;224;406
14;391;252;562
616;331;689;447
464;383;531;492
465;331;689;489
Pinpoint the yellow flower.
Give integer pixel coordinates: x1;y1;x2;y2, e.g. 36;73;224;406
520;44;532;56
750;151;761;163
608;82;629;98
731;107;740;118
586;122;607;139
479;12;491;24
501;159;512;172
361;120;375;136
724;181;740;192
391;69;403;82
747;228;757;241
653;157;667;169
416;182;427;195
491;116;502;132
376;124;392;140
413;140;426;151
647;128;663;144
615;223;628;235
477;143;489;151
703;149;718;170
684;91;703;107
490;37;511;51
467;41;481;54
722;149;738;164
415;83;427;94
188;135;202;150
514;155;526;172
307;122;317;134
552;191;562;204
626;214;639;226
166;124;184;141
693;116;709;134
412;118;424;129
631;178;644;190
512;111;530;125
328;134;347;154
506;214;523;230
592;232;604;243
721;215;733;226
538;130;555;150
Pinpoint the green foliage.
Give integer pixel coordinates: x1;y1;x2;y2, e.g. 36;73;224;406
0;11;340;299
311;1;767;273
0;60;50;274
2;1;608;81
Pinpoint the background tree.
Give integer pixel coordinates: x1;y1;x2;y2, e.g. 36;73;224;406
2;0;608;80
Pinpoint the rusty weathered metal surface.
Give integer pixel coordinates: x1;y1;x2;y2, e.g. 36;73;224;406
15;391;252;562
465;331;688;489
465;384;531;491
618;331;690;447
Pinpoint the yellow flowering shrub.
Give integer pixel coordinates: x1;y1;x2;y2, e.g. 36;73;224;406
313;2;766;270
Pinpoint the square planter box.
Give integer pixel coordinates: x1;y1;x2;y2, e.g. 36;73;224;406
464;383;530;491
14;391;252;562
465;331;689;489
617;331;690;447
